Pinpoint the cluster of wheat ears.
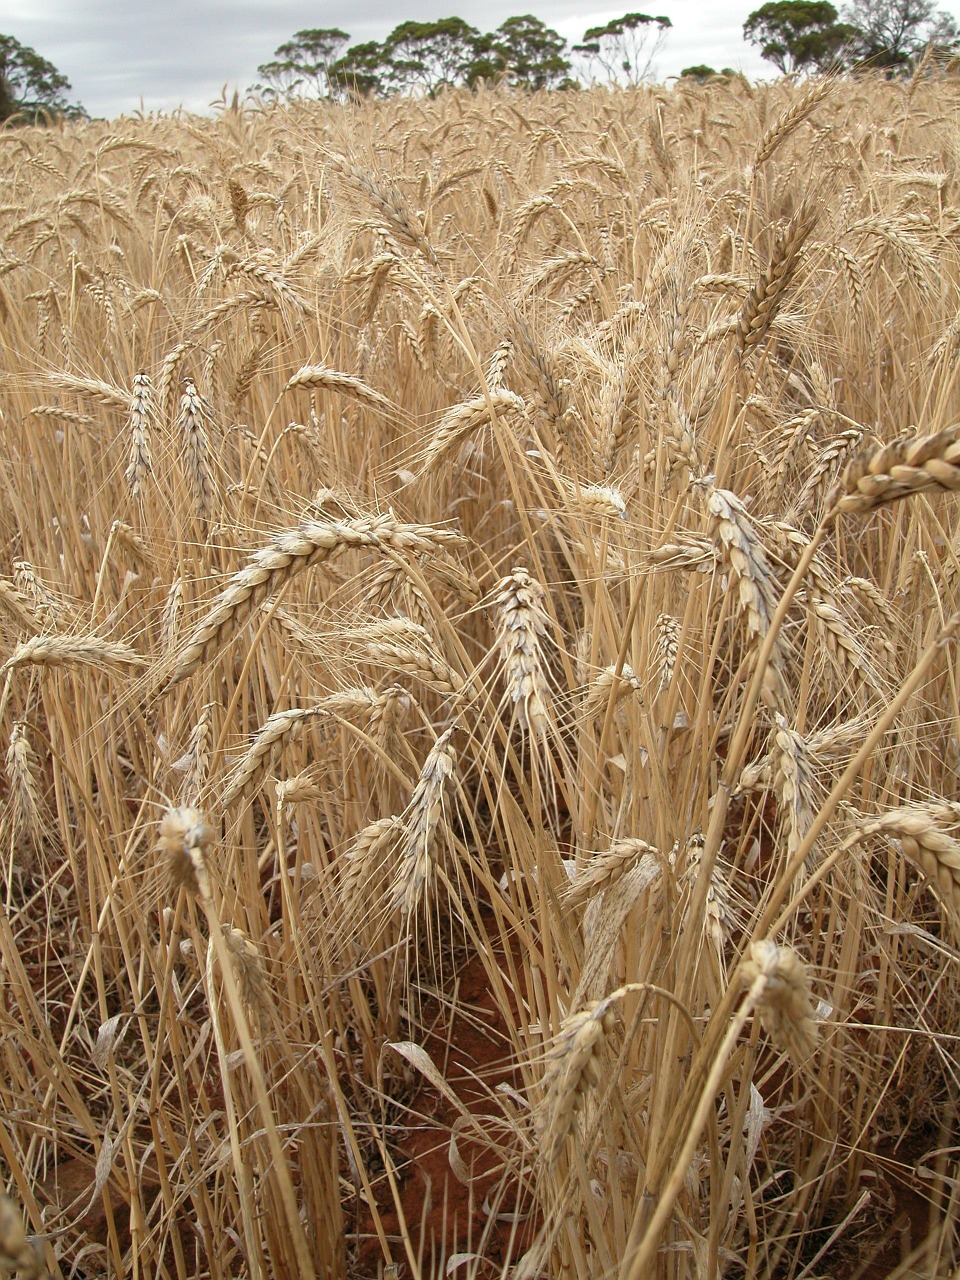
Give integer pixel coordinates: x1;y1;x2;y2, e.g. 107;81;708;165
0;71;959;1280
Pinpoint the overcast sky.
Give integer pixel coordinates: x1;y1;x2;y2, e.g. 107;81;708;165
2;0;960;120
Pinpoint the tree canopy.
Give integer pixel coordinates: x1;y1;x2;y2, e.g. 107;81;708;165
255;12;650;100
252;3;960;104
379;18;484;94
743;2;859;72
490;16;573;90
841;0;960;69
253;28;350;100
0;34;84;122
745;0;960;73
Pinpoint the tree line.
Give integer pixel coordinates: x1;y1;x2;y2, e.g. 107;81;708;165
251;1;959;100
250;14;673;100
0;0;958;124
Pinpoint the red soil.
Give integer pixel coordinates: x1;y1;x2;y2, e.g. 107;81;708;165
352;925;537;1278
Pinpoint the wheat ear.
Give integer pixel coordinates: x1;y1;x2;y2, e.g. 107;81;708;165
421;389;525;473
161;515;462;690
495;567;552;739
737;203;816;353
538;996;619;1167
284;364;396;415
845;803;960;917
740;938;818;1063
392;727;458;917
2;635;146;674
0;1194;41;1279
829;423;960;515
752;79;833;170
124;371;154;498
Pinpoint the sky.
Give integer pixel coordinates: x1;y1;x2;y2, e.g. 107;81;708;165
1;0;959;120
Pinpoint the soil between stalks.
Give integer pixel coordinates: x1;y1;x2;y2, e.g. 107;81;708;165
353;920;537;1278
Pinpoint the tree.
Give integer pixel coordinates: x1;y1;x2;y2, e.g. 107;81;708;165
743;2;858;72
680;64;736;80
252;28;350;100
573;12;672;85
380;18;484;94
0;35;83;122
490;16;573;90
841;0;960;70
327;41;391;98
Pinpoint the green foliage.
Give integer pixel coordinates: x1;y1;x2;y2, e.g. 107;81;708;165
253;28;350;100
0;34;83;122
679;64;737;80
743;2;858;72
573;12;672;85
327;42;390;99
380;18;483;94
841;0;960;70
297;14;573;99
490;16;573;90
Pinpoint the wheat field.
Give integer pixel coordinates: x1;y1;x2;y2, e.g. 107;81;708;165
0;73;959;1279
